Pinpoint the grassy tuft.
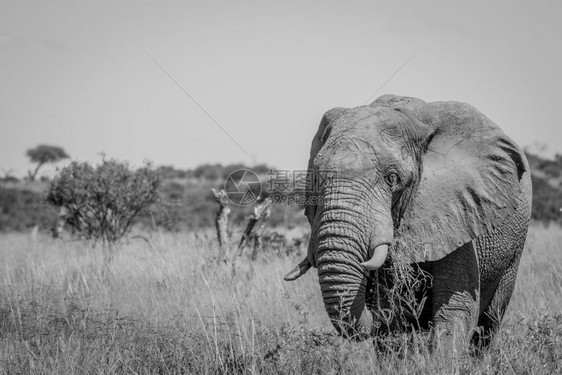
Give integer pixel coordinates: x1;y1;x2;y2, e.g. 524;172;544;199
0;224;561;373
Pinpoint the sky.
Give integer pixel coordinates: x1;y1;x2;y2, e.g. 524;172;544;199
1;0;561;177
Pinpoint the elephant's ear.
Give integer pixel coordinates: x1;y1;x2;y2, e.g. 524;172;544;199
396;101;528;263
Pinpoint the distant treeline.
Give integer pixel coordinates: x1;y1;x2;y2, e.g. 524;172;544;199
157;163;272;181
1;153;562;233
0;163;307;233
0;185;58;232
526;153;562;223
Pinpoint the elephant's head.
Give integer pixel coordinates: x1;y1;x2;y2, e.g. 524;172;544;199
285;95;527;339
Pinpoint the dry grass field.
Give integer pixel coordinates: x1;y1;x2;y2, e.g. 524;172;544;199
0;224;561;374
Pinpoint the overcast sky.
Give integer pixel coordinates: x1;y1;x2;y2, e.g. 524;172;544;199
1;0;561;177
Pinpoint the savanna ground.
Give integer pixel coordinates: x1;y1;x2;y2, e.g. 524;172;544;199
0;224;561;374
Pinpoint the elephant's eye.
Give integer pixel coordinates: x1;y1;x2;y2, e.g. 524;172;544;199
385;173;399;188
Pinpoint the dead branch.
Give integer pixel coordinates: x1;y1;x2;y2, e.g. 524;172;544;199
212;189;231;251
238;199;272;259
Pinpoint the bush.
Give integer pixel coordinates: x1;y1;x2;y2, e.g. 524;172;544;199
46;159;161;244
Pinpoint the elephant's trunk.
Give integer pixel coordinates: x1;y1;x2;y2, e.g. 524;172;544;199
315;183;393;338
317;247;375;338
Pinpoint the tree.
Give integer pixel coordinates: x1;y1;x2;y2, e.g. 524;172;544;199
26;145;69;181
46;159;161;248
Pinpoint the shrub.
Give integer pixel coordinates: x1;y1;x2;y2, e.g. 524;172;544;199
46;159;161;244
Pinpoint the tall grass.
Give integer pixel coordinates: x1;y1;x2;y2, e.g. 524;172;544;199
0;224;561;374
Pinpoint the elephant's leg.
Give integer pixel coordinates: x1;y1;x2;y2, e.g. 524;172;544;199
471;249;523;348
430;242;480;352
471;197;530;349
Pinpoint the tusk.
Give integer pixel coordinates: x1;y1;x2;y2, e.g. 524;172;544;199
284;257;312;281
360;244;389;271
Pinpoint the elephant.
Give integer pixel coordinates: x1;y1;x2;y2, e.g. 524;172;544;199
284;94;532;349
